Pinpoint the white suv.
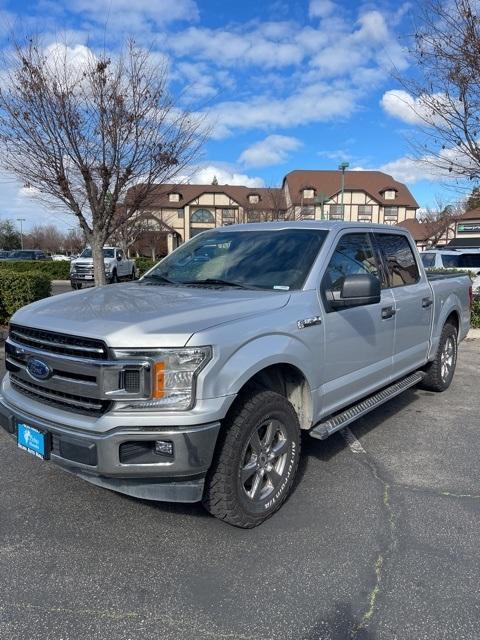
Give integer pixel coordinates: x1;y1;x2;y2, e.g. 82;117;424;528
421;249;480;296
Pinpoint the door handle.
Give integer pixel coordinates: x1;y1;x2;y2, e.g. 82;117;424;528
422;297;433;308
381;306;396;319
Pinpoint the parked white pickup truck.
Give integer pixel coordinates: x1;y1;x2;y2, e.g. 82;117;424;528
70;247;136;289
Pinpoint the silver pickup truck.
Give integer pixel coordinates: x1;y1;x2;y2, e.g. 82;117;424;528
0;222;472;527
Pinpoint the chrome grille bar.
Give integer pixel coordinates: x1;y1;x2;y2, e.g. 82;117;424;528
10;329;105;355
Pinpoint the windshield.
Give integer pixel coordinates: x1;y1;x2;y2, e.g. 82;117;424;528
420;253;436;268
144;228;328;290
80;248;115;259
441;253;480;268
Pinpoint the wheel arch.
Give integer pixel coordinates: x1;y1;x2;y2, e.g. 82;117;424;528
228;362;313;430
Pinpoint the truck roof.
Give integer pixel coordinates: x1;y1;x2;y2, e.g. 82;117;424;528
214;221;411;233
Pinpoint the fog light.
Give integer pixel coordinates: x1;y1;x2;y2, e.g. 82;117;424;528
154;440;174;456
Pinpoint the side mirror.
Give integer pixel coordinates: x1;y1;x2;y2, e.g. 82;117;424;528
117;254;122;261
329;273;381;310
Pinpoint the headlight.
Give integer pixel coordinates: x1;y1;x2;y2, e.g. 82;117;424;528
112;347;212;411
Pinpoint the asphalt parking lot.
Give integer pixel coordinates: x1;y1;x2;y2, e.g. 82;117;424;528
0;333;479;640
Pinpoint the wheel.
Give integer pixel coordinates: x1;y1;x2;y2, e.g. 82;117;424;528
71;282;82;290
420;322;458;392
130;268;136;280
203;389;301;528
109;270;118;284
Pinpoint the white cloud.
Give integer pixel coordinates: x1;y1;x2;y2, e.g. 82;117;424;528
309;0;336;19
0;176;74;231
70;0;198;30
204;83;357;138
44;42;95;73
239;135;302;167
171;27;304;68
183;164;265;187
380;89;446;126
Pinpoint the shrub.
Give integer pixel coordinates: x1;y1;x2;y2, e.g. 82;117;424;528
0;260;70;279
472;299;480;329
0;270;51;325
135;257;159;276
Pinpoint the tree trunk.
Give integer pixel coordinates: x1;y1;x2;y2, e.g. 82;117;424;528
91;235;107;286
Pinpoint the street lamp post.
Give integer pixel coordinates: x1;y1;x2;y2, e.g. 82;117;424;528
338;162;349;217
17;218;26;250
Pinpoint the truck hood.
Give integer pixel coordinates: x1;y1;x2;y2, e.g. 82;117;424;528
11;281;290;348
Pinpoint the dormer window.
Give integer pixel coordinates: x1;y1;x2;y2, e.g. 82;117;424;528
303;188;315;199
383;189;396;200
248;194;260;204
169;193;180;202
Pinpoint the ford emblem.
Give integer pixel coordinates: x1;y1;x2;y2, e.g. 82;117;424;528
26;358;52;381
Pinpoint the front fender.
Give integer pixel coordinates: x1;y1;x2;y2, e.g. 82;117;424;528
206;333;319;399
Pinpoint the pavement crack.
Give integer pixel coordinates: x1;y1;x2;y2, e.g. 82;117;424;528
342;429;398;639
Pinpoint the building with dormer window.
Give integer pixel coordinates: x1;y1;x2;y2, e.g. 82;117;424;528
126;169;419;253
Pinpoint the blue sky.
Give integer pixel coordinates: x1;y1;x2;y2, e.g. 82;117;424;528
0;0;471;230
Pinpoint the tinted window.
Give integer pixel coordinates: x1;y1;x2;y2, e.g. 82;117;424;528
442;253;480;268
376;234;420;287
421;252;436;268
146;229;328;291
324;233;381;292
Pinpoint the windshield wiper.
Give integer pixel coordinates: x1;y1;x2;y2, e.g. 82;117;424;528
179;278;251;289
142;274;178;285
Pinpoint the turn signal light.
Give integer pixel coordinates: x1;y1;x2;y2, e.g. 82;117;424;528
152;362;165;398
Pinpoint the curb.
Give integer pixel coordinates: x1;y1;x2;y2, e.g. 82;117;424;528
466;328;480;340
52;280;71;285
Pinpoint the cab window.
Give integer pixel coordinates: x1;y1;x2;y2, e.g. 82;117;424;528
376;233;420;287
323;233;381;292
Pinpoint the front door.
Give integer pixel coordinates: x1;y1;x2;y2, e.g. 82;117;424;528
318;231;396;417
374;232;432;377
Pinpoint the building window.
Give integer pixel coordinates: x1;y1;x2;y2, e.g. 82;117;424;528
178;209;184;219
329;204;344;220
191;208;214;223
221;209;236;225
300;205;315;220
384;206;398;222
248;194;260;204
169;193;180;202
303;188;315;199
383;190;396;200
247;210;261;222
358;205;373;221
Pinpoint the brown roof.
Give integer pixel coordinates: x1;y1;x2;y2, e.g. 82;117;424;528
396;218;440;241
282;170;418;208
457;207;480;220
126;183;286;210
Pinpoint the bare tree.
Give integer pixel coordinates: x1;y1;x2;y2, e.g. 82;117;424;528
402;0;480;179
419;195;466;245
0;37;205;284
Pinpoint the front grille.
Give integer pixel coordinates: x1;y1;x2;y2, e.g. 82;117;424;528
9;325;108;360
10;374;111;416
74;264;93;274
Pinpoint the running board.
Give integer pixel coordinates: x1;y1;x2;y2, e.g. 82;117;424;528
309;371;425;440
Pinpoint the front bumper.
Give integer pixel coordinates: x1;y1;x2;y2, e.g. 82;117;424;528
0;395;220;503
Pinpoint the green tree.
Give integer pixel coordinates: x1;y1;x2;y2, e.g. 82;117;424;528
0;219;20;250
466;187;480;211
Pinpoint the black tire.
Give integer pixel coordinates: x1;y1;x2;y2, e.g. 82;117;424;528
71;282;82;290
130;268;136;280
420;322;458;392
203;389;301;528
109;270;118;284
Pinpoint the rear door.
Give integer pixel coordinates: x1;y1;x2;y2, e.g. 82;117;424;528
318;231;396;416
374;232;432;378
